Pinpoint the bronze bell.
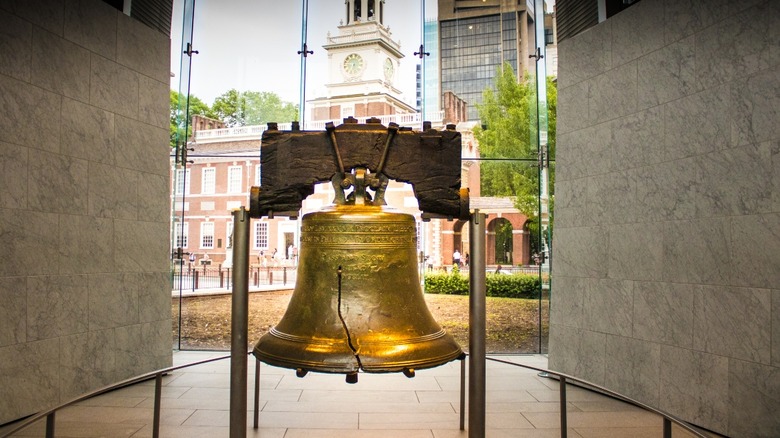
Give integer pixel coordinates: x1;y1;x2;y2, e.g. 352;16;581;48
253;199;463;383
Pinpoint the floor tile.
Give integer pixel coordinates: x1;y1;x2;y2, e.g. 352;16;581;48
0;352;712;438
264;400;455;413
359;412;461;430
300;389;419;403
523;410;662;429
284;429;435;438
10;420;144;437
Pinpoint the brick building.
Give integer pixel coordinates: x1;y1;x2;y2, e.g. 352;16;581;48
174;116;531;269
170;0;532;269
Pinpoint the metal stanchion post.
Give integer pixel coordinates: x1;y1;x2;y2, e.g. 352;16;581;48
254;359;261;429
469;211;486;438
560;376;567;438
45;412;55;438
153;373;163;438
230;207;250;437
460;357;466;430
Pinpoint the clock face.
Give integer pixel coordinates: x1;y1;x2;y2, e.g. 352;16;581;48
383;58;394;81
343;53;364;77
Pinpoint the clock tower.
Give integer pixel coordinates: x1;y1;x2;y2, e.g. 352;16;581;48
309;0;416;122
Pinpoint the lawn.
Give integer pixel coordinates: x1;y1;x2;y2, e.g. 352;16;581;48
173;290;549;353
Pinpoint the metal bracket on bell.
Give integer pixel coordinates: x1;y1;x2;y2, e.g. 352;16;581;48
331;167;389;206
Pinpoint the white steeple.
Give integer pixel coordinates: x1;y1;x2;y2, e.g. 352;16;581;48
309;0;416;122
344;0;384;25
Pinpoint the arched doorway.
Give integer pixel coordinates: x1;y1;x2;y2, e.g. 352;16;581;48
487;217;513;265
440;219;468;267
495;219;513;265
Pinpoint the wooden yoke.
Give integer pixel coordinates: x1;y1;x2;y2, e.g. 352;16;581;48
249;117;469;220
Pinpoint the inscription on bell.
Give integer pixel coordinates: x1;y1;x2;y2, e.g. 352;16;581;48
302;222;415;234
301;221;416;246
301;234;415;245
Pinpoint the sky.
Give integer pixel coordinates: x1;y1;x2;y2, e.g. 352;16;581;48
170;0;430;110
168;0;554;226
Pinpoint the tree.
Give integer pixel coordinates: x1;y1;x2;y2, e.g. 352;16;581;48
211;89;298;127
170;90;214;148
473;63;557;256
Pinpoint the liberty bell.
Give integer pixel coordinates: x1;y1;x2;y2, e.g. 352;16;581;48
249;119;468;383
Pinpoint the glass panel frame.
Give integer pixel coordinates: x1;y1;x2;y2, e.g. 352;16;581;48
169;0;554;355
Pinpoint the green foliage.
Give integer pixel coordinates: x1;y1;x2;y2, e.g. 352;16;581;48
169;89;299;148
424;271;468;295
211;89;298;127
494;219;513;264
170;90;214;148
485;273;539;299
424;271;540;299
472;64;557;221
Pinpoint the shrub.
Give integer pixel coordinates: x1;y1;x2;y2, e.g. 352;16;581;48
424;271;540;299
423;271;469;295
485;274;539;299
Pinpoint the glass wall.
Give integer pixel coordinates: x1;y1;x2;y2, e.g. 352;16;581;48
169;0;303;350
433;1;553;353
170;0;554;354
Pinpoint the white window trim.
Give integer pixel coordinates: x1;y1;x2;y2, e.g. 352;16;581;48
175;222;189;249
202;167;216;194
227;166;242;194
175;168;191;195
254;222;269;250
200;222;215;249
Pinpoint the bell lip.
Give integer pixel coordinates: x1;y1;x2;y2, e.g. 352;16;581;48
252;348;465;376
253;330;464;376
358;348;465;373
253;350;361;374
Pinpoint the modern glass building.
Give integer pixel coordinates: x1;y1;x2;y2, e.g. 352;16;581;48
437;0;536;121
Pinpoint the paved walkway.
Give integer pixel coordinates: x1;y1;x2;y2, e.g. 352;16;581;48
1;352;716;437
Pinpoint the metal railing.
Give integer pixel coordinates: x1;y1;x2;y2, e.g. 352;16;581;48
0;354;233;438
0;352;709;438
436;265;545;276
170;264;544;292
171;265;297;291
484;357;709;438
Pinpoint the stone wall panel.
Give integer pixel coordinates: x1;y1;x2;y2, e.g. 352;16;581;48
0;9;32;81
32;27;90;101
63;0;117;60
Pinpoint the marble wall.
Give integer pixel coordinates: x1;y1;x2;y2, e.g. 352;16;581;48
550;0;779;436
0;0;172;424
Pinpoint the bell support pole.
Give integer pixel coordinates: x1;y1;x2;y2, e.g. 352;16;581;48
469;210;486;438
230;207;250;438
